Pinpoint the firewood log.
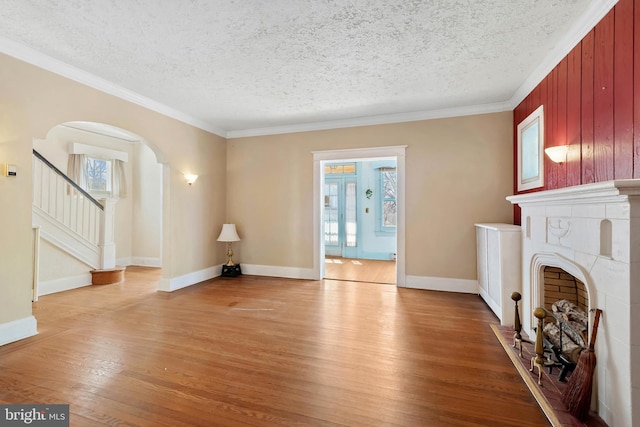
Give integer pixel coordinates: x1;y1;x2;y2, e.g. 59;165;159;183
552;300;588;325
551;300;588;347
543;322;583;364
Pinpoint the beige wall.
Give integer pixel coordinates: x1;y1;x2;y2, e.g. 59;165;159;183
228;112;514;281
132;143;163;263
0;53;226;327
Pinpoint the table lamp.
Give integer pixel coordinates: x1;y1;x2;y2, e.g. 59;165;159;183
217;224;241;266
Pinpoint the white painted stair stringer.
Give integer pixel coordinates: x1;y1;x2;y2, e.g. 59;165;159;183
32;205;99;269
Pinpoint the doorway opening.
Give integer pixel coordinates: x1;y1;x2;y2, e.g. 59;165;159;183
312;146;407;286
323;159;396;284
32;121;165;298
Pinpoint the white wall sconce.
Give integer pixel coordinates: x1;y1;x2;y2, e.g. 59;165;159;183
184;173;198;185
544;145;569;164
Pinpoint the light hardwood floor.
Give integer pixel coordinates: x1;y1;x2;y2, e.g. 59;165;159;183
324;257;396;284
0;267;549;426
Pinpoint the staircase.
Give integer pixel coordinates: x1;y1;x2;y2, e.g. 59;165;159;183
32;150;121;296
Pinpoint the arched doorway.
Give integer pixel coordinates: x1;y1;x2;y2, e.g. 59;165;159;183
32;121;166;296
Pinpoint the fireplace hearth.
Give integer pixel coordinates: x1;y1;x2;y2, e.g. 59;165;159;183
493;324;608;427
507;179;640;427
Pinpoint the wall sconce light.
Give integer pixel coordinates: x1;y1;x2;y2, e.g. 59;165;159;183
184;173;198;185
544;145;569;164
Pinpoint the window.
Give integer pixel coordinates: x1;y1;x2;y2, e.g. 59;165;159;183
380;167;397;231
68;143;128;199
86;157;112;193
517;105;544;191
324;163;356;175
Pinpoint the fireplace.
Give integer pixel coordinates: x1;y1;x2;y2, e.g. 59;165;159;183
543;267;588;313
507;179;640;427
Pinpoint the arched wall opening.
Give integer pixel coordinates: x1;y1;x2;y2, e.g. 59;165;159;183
32;121;167;294
530;252;594;323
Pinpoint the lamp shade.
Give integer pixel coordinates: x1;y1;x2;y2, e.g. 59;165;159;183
544;145;569;164
217;224;240;242
184;174;198;185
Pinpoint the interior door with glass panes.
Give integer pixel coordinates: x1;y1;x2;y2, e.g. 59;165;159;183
324;176;358;258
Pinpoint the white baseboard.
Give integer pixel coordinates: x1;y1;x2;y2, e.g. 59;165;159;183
0;316;38;346
241;264;316;280
402;275;478;294
130;257;162;268
157;263;314;292
116;256;132;266
156;263;475;295
39;274;92;296
158;265;220;292
116;257;162;268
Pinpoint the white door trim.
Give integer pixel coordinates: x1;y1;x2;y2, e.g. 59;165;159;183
312;145;407;286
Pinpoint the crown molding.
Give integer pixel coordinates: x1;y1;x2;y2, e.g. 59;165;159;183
509;0;619;109
226;100;512;139
0;36;227;138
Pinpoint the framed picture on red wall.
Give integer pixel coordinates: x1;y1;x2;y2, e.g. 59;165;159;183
517;105;544;191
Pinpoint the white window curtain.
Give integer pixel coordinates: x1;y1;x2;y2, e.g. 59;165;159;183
67;154;88;190
67;154;127;199
112;159;127;198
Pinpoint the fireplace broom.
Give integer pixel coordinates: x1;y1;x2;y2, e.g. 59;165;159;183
561;308;602;421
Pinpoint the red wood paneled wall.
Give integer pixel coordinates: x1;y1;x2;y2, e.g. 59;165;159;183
512;0;639;223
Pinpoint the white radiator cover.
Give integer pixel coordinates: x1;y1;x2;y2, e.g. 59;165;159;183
508;179;640;427
475;223;522;326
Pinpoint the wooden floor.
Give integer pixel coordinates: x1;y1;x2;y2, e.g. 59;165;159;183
0;267;550;426
324;257;396;284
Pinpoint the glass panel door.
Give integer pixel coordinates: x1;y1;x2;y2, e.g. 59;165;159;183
324;180;341;256
344;181;358;251
324;178;358;258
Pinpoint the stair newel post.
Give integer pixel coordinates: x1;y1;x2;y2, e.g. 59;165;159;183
99;198;117;269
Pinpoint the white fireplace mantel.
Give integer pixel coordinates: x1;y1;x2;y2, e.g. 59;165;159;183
509;178;640;204
507;179;640;427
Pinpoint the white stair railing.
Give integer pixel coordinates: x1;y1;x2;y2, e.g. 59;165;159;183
32;150;114;270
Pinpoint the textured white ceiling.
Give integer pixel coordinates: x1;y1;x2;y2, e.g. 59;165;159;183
0;1;610;137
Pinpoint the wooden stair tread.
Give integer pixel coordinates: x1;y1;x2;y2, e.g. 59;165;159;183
91;266;126;285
